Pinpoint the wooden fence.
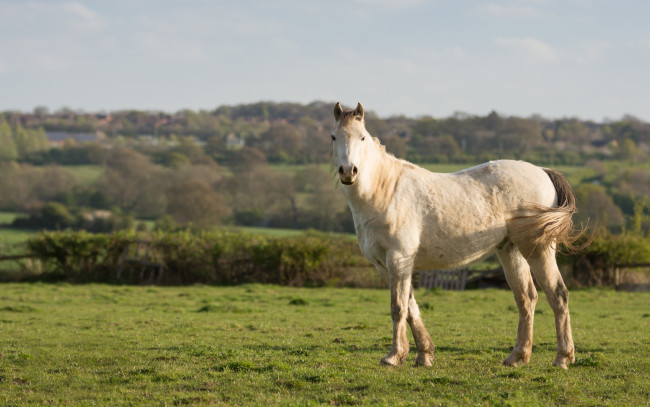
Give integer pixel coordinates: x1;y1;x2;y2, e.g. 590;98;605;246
418;268;469;290
117;240;165;284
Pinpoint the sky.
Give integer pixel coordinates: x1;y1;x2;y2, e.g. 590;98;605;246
1;0;649;121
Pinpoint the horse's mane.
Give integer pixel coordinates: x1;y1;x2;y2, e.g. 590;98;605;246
372;136;388;155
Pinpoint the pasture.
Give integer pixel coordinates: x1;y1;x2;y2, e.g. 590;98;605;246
65;165;105;186
0;284;647;405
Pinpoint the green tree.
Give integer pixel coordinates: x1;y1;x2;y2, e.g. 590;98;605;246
166;181;229;227
575;184;625;230
14;125;47;158
0;119;18;161
382;135;409;158
254;124;302;163
41;202;75;230
617;138;639;162
154;214;175;232
163;152;190;168
226;147;267;173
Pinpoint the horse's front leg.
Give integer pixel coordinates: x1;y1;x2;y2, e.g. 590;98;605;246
407;286;435;367
380;255;413;366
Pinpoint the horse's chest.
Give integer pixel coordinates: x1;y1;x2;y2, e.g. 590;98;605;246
351;218;384;264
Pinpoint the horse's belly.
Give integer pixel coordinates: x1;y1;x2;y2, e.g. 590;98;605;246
414;224;507;270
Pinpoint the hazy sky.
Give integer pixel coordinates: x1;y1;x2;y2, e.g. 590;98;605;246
1;0;649;121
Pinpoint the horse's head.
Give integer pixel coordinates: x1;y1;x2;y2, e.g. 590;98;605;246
331;102;372;186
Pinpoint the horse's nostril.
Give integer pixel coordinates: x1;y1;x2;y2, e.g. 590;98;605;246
352;166;358;175
338;166;344;174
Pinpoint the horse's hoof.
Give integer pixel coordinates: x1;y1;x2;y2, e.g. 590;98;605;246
503;351;530;367
380;354;405;366
414;353;433;367
552;354;572;370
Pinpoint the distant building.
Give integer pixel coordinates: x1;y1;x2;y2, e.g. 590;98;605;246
137;134;159;146
46;132;99;148
95;113;113;126
225;133;245;148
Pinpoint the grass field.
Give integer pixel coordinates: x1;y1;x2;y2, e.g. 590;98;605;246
65;164;104;186
0;284;647;405
0;229;34;248
0;213;34;249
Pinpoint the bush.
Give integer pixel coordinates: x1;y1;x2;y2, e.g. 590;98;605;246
26;230;136;282
23;230;367;286
153;230;363;286
564;230;650;286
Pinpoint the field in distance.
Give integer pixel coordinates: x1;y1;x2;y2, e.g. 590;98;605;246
0;283;647;405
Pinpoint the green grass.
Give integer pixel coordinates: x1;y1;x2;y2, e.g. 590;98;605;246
224;225;312;237
0;284;647;405
0;212;20;225
64;164;104;186
0;213;35;249
0;229;35;248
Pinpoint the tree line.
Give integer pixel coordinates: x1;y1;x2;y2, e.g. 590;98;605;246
0;101;648;235
2;101;649;165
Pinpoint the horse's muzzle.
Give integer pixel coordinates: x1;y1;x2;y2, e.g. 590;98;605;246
339;164;358;185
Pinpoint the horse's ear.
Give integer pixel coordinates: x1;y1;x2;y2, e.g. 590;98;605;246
334;102;343;121
354;102;364;121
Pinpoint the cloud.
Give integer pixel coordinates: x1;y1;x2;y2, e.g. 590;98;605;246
495;37;558;61
35;55;68;71
575;41;611;64
63;2;106;31
64;2;98;19
134;33;206;62
353;0;423;8
0;59;7;74
630;35;650;48
480;4;543;18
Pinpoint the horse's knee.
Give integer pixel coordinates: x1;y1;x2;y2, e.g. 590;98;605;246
528;285;539;304
555;280;568;304
514;286;538;315
391;303;407;321
549;280;569;312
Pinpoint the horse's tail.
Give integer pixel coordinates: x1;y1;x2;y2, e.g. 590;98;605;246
509;168;591;253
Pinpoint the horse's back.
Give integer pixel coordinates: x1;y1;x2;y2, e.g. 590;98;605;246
409;160;557;269
452;160;557;209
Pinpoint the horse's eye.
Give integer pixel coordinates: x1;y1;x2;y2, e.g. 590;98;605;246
331;135;336;141
361;137;365;141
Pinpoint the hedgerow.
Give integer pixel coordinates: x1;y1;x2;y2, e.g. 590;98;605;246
20;228;650;287
564;230;650;286
24;230;366;285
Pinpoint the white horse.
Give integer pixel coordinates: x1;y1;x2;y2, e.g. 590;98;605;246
331;102;580;369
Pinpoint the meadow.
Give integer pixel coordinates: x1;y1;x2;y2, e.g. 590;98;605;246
0;283;647;405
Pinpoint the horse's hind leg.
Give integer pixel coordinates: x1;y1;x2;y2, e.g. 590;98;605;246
407;286;434;367
525;245;575;369
497;239;538;367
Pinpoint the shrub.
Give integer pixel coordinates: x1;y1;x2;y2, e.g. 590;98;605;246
24;230;366;286
564;230;650;286
26;230;136;282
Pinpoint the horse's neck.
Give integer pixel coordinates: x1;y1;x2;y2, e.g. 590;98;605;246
344;147;403;214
